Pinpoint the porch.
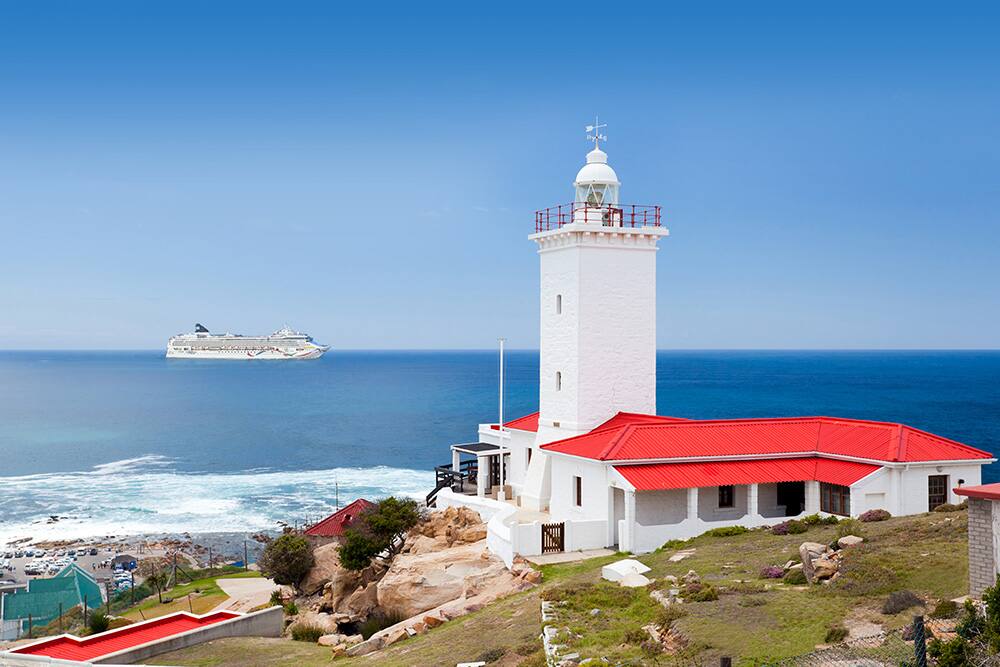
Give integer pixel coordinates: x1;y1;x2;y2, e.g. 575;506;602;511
426;442;510;507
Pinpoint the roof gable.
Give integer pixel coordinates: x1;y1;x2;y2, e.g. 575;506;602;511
305;498;375;537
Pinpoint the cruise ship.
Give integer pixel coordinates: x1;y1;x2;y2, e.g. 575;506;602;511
166;324;330;360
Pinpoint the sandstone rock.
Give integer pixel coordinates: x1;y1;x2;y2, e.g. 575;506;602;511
523;569;542;584
376;542;518;618
811;557;839;580
837;535;864;548
288;611;340;635
346;636;382;657
343;581;379;620
302;543;360;596
318;633;343;646
330;644;347;658
383;627;409;646
343;634;364;645
423;614;445;628
799;544;821;582
406;534;447;555
682;570;700;585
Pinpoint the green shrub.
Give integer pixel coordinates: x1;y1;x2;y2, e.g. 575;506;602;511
662;539;690;549
686;584;719;602
624;627;649;644
783;569;807;585
290;624;325;642
882;590;925;615
358;611;405;639
786;519;808;534
739;596;767;607
477;646;507;663
284;601;298;615
87;612;110;635
933;503;966;513
702;526;750;538
835;519;865;539
515;641;538;656
339;497;422;570
655;605;687;628
932;600;960;619
269;590;283;606
858;509;891;522
825;624;849;643
258;533;315;587
802;513;823;525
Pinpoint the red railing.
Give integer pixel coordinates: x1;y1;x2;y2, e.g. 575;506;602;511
534;203;662;233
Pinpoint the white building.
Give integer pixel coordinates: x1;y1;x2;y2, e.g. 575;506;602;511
430;131;995;566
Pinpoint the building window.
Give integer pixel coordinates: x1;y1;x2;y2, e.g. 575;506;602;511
928;475;948;511
556;294;562;314
526;448;533;466
556;371;562;391
820;483;851;516
574;476;582;507
718;485;734;508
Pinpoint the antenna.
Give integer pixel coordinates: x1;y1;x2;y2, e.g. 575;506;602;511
585;115;607;150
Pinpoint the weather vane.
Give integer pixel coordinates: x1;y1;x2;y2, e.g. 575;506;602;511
585;116;607;150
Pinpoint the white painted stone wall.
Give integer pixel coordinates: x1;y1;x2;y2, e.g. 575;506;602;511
851;463;983;516
533;226;666;445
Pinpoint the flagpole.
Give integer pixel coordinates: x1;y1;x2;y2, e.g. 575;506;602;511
498;337;506;500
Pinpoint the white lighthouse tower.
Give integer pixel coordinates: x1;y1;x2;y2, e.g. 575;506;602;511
531;123;668;446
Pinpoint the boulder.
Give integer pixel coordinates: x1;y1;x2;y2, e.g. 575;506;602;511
799;543;823;582
346;636;382;657
838;535;864;548
811;557;839;580
342;581;379;620
682;570;700;585
302;543;361;596
376;542;519;618
318;633;345;646
288;611;340;635
423;614;445;628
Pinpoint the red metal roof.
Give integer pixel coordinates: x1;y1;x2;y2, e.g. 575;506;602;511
541;414;991;464
491;412;540;432
615;457;880;491
954;483;1000;501
305;498;375;537
11;611;240;662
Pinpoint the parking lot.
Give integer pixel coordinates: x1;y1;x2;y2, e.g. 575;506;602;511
0;545;137;596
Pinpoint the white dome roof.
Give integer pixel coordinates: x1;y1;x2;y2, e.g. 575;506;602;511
574;147;619;185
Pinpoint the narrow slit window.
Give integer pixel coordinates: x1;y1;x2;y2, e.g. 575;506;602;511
718;485;734;508
556;371;562;391
574;476;582;507
556;294;562;314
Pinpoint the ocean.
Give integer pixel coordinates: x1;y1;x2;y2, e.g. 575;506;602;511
1;350;998;546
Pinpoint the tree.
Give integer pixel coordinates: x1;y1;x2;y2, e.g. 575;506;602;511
258;533;315;587
338;497;422;571
143;570;168;604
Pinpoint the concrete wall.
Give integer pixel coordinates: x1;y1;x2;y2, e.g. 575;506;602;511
697;485;748;522
93;606;283;665
635;489;686;526
548;457;611;523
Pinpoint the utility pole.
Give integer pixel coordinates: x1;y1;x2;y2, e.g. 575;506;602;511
498;336;506;499
208;546;213;571
243;541;249;572
130;571;135;605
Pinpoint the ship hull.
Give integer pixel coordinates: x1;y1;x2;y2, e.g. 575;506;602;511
165;346;329;360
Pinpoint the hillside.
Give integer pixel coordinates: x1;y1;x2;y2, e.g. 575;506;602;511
156;509;969;666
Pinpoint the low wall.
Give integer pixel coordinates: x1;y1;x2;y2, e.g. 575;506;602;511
92;606;283;665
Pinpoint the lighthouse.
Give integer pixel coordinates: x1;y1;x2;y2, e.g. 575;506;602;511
531;124;668;446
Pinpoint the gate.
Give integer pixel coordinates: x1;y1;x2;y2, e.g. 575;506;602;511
541;522;565;554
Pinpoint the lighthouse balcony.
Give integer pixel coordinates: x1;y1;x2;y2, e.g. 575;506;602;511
534;202;661;233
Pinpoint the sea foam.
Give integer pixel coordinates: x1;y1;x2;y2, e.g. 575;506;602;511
0;456;434;547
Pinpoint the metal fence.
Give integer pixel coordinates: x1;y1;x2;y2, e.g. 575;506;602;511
773;616;958;666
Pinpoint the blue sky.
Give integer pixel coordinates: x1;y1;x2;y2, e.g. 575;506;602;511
1;2;997;349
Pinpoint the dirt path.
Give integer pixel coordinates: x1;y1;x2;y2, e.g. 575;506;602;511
213;577;280;612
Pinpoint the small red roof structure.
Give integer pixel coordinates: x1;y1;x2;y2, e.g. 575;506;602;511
541;415;992;464
491;412;540;432
11;611;240;662
305;498;375;538
954;483;1000;501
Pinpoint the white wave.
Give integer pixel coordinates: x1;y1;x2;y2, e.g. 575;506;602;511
0;457;435;548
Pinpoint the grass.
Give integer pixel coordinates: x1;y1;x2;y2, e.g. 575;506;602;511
122;570;261;621
153;511;970;667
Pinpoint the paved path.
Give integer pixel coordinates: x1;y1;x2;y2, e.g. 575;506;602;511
213;577;280;612
526;548;616;565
